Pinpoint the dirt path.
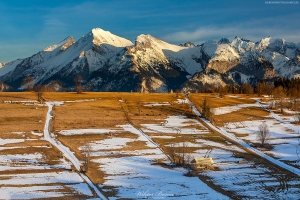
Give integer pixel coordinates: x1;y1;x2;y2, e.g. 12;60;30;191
44;102;107;200
185;96;300;176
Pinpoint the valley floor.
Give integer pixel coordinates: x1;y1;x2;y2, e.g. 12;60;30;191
0;92;300;199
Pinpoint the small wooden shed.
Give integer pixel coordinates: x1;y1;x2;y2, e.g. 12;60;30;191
191;158;214;170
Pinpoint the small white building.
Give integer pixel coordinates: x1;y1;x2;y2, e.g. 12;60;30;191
191;158;214;170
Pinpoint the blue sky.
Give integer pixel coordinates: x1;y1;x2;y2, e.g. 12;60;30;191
0;0;299;62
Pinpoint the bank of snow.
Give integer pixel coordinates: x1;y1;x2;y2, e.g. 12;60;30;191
141;115;210;134
95;155;228;199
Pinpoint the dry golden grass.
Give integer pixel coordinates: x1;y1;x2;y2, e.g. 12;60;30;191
0;168;64;176
0;92;37;101
2;92;298;199
50;92;198;187
187;93;269;127
52;99;127;130
0;103;47;134
50;92;195;131
188;93;256;108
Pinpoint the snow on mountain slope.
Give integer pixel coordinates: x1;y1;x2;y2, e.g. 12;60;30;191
136;34;184;52
44;36;75;52
285;42;297;59
256;37;283;52
231;37;255;53
261;51;290;76
164;47;202;75
203;40;240;62
1;28;300;92
0;59;24;76
1;28;133;86
92;28;133;47
133;34;202;75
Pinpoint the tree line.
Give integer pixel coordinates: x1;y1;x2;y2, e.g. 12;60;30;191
200;77;300;99
19;75;300;99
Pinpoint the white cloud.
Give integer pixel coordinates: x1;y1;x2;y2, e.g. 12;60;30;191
161;26;300;45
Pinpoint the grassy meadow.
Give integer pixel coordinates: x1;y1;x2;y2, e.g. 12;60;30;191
1;92;300;199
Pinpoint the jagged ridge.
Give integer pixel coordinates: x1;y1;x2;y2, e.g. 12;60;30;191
0;28;299;92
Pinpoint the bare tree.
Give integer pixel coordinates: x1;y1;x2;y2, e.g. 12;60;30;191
294;109;300;125
74;76;83;94
178;141;187;166
266;82;274;97
82;144;92;173
167;143;177;165
241;83;254;94
34;84;46;103
202;98;213;122
273;86;286;113
21;76;35;91
48;80;63;91
257;121;270;147
166;140;190;167
175;89;181;98
137;96;141;115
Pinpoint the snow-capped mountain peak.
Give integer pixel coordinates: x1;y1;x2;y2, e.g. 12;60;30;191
179;42;196;48
91;28;133;47
0;28;299;92
135;34;186;52
0;59;24;76
44;36;75;52
218;38;230;44
256;37;285;52
203;40;240;62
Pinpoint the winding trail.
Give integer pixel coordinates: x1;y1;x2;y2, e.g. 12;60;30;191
44;102;107;200
185;96;300;176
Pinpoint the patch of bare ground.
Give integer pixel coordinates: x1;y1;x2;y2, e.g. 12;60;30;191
0;168;64;176
0;145;67;166
86;161;105;185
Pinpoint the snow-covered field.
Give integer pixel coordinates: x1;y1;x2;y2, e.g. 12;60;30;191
224;119;300;162
0;132;96;199
185;96;300;199
0;172;94;199
142;115;210;134
212;103;260;115
215;98;300;168
70;123;229;199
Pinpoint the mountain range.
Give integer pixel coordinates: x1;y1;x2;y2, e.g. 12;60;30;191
0;28;299;92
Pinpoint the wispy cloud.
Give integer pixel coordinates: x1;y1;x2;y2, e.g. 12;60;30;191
161;25;300;45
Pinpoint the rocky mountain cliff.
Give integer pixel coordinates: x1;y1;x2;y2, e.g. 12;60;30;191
0;28;299;92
